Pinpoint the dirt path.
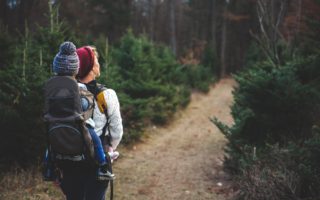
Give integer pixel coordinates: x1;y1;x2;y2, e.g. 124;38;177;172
113;78;235;200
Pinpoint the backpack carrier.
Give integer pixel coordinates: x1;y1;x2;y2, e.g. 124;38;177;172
43;76;95;168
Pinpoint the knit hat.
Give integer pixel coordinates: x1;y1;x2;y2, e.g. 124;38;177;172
53;41;79;75
76;46;95;79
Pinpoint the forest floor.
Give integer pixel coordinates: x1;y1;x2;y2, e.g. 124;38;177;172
0;78;235;200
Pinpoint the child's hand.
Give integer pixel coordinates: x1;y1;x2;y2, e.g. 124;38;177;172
108;149;120;162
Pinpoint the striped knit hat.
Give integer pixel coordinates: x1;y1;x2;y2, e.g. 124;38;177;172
53;41;79;75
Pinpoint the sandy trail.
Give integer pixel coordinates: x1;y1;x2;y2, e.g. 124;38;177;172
113;78;235;200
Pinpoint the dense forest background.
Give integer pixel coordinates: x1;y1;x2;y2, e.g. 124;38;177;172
1;0;320;199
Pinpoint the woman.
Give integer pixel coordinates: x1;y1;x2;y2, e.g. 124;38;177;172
59;45;123;200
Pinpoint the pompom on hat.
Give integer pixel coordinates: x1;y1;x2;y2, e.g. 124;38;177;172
76;46;95;79
53;41;79;75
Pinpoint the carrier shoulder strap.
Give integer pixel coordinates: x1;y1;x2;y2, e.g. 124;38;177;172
95;84;112;146
84;81;112;144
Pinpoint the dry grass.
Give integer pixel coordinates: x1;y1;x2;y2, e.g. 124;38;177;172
0;166;63;200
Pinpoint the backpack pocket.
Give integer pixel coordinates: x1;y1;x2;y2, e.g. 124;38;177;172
49;123;84;155
49;96;75;117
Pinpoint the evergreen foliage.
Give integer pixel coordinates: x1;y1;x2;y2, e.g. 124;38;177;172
0;5;80;168
211;0;320;191
235;132;320;199
171;64;214;93
292;131;320;198
201;41;219;78
212;43;320;199
97;31;193;144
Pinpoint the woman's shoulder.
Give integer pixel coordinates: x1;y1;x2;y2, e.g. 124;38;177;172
102;88;119;104
103;88;117;96
96;83;115;95
102;88;120;112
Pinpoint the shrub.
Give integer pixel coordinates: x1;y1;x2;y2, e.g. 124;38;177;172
234;133;320;200
201;41;219;76
213;52;320;199
0;7;78;169
171;64;214;92
290;130;320;198
97;31;193;143
213;58;320;170
235;145;300;200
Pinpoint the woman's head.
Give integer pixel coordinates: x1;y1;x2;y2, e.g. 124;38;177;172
76;46;100;80
53;41;79;76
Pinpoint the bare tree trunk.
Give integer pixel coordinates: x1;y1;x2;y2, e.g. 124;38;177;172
288;0;302;56
149;0;155;40
297;0;302;34
220;20;227;77
251;0;288;67
152;0;161;42
210;0;217;50
210;0;218;73
169;0;177;56
220;2;228;77
1;0;7;26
